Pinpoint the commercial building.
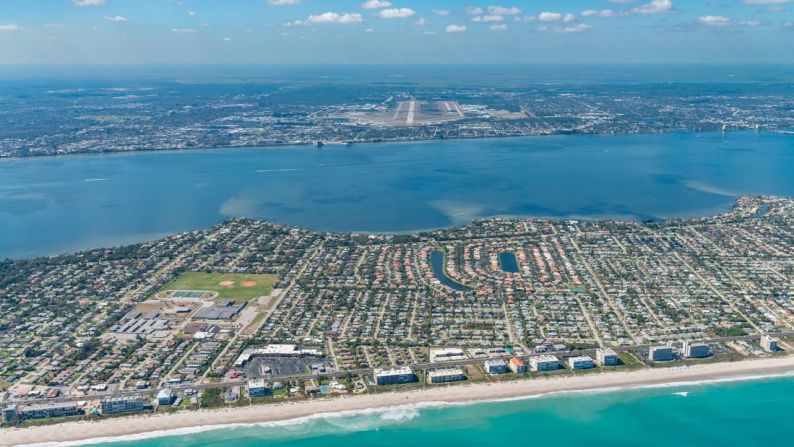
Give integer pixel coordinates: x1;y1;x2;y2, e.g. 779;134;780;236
427;367;467;384
373;367;417;385
567;355;595;370
761;335;779;352
484;359;509;374
101;395;148;414
234;344;323;368
596;348;619;366
682;341;711;358
530;355;559;372
648;346;674;362
247;379;273;397
508;357;527;373
429;348;467;363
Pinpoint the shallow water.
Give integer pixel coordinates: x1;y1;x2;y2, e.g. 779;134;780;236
94;375;794;447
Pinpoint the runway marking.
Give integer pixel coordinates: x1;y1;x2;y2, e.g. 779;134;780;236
392;101;404;121
406;100;416;125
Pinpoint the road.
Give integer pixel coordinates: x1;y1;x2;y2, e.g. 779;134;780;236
9;332;791;408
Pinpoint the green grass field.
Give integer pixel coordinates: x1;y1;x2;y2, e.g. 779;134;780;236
162;272;278;300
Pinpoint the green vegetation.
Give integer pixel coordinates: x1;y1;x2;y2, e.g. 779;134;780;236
713;326;749;337
200;388;225;408
618;351;645;367
162;272;278;300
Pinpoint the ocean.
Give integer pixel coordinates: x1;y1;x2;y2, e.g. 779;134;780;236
1;131;793;259
82;375;794;447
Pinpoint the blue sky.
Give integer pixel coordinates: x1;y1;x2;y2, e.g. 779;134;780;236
0;0;792;64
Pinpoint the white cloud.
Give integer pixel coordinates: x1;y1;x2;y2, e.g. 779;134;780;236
472;15;504;22
188;11;196;16
432;9;450;16
699;15;731;26
286;12;364;26
490;23;508;31
698;15;762;26
743;0;790;3
104;16;128;22
423;30;438;35
267;0;301;5
581;9;616;18
73;0;104;5
515;16;536;22
488;6;521;15
0;24;22;31
446;24;467;32
365;28;374;32
563;23;591;32
464;6;484;15
223;37;232;41
539;23;591;33
413;17;429;26
538;12;563;22
632;0;673;15
362;0;391;9
378;8;415;19
171;28;197;33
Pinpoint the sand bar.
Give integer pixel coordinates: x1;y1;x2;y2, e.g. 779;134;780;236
4;356;794;446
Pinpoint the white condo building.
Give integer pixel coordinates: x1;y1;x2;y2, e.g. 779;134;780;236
530;355;559;372
596;348;619;366
567;355;595;370
761;335;779;352
427;367;466;384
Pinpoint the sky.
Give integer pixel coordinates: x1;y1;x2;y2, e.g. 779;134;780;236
0;0;792;65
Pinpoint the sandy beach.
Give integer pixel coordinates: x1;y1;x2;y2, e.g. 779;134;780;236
4;355;794;447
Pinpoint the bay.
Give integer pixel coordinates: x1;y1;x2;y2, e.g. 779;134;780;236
1;131;792;259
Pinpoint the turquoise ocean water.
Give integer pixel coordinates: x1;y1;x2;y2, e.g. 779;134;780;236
95;375;794;447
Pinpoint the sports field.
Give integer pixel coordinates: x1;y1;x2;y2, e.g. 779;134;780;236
161;272;278;300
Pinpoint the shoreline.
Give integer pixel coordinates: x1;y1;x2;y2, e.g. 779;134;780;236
0;128;766;162
5;355;794;446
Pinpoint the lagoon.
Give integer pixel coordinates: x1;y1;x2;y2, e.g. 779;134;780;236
498;252;519;273
1;131;793;259
429;250;471;291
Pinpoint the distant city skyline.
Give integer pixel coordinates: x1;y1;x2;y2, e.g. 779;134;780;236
0;0;792;64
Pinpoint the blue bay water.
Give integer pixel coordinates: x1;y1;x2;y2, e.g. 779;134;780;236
1;131;793;259
98;376;794;447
